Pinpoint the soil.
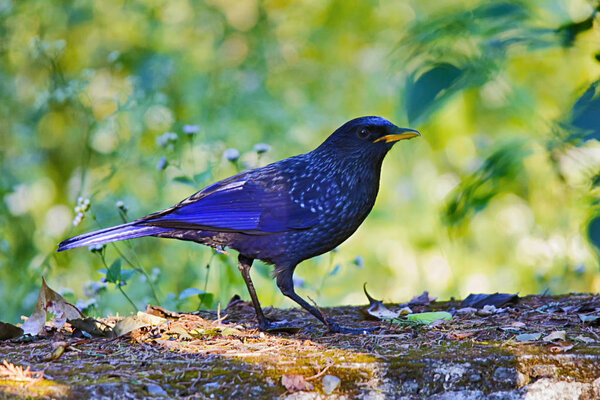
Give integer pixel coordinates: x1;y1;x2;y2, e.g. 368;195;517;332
1;293;600;399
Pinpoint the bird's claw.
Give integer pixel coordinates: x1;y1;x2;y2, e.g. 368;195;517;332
258;319;301;334
327;321;379;335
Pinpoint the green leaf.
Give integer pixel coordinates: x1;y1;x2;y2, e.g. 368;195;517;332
405;63;464;124
405;311;452;324
172;176;196;187
119;269;135;283
193;171;212;183
198;292;214;309
105;259;122;284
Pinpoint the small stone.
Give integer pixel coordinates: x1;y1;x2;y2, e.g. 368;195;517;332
455;307;477;315
321;375;340;395
146;384;167;396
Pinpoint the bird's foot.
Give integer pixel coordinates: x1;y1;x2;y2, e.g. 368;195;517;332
258;319;301;334
327;321;379;335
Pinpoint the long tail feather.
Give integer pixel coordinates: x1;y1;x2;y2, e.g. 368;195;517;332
57;222;170;252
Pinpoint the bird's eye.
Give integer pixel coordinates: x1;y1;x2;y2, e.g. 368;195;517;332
357;128;369;139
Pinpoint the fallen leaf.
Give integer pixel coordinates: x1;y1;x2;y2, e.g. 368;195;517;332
145;305;180;319
515;333;542;342
22;277;84;336
574;335;595;344
167;326;193;340
461;293;518;309
281;374;313;393
543;330;566;342
408;291;437;306
69;318;115;338
114;312;167;337
398;306;413;315
448;331;477;340
360;284;399;320
578;314;600;324
477;305;498;316
406;312;452;324
547;342;574;353
225;294;252;310
0;322;23;340
47;341;67;361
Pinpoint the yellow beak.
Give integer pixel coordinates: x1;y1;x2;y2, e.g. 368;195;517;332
373;128;420;143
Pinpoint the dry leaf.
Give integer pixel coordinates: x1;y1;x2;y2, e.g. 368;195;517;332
0;321;23;340
114;311;167;336
22;277;84;336
574;335;595;344
47;341;68;361
281;374;313;393
69;318;115;338
360;283;400;320
543;330;566;342
461;293;518;309
448;331;477;340
145;305;180;319
408;291;437;306
547;341;574;353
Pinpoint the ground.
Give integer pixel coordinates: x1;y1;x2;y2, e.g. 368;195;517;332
1;294;600;399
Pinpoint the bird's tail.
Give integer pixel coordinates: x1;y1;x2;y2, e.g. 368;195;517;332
57;222;170;252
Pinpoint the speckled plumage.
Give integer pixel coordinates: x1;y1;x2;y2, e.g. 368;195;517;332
58;116;419;333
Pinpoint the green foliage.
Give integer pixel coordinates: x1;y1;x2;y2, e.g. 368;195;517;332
2;0;600;324
443;140;531;227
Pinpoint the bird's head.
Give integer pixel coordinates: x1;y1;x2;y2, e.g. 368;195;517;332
316;116;420;161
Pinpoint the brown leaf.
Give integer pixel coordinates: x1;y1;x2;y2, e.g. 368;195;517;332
114;312;167;337
69;318;115;338
542;330;566;342
547;341;574;353
0;321;23;340
145;305;180;319
360;283;400;320
47;341;67;361
448;331;477;340
225;294;252;310
22;277;84;336
408;291;437;306
281;374;313;393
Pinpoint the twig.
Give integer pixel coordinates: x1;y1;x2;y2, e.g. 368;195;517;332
306;359;334;381
307;296;329;330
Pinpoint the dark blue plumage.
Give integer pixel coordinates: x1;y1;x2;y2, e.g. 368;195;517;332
58;116;420;333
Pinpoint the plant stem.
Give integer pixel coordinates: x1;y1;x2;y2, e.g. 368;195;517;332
117;284;138;313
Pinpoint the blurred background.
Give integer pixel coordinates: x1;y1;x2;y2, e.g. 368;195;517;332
2;0;600;324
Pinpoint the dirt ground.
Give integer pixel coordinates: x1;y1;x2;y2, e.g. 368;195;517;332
1;293;600;399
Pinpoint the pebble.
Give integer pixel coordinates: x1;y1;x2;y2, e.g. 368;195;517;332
322;375;341;395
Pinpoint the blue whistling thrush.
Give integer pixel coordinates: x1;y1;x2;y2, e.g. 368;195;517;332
58;116;420;334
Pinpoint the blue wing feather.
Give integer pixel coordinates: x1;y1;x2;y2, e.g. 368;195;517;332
145;173;319;233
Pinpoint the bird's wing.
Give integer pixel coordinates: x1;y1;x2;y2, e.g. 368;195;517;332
141;170;320;234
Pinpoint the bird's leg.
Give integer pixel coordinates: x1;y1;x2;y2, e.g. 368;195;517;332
237;255;296;332
275;267;377;334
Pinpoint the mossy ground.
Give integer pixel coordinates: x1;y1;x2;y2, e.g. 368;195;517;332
1;294;599;399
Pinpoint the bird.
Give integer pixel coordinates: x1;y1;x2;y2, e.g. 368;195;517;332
58;116;420;334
